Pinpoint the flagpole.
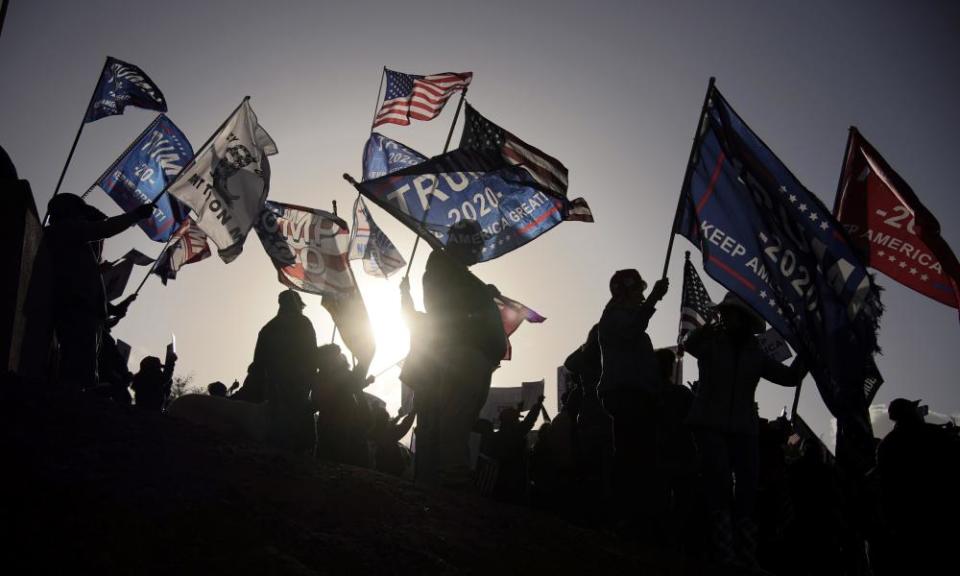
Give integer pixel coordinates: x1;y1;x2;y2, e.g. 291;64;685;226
661;77;715;280
149;96;250;207
331;199;340;344
44;56;109;225
402;87;468;279
369;67;386;132
130;231;179;297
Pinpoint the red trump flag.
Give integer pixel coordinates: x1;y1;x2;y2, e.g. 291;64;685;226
834;127;960;312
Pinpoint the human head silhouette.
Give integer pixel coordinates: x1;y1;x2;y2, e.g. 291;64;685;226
278;289;305;314
445;219;484;266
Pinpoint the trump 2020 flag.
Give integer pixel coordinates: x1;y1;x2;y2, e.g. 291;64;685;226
351;147;572;261
154;218;212;284
90;115;193;241
349;197;406;278
85;57;168;123
834;127;960;313
362;132;428;181
167;99;277;263
255;201;358;295
675;84;884;417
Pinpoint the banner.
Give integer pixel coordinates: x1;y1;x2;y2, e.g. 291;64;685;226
91;115;193;241
675;85;883;416
155;218;212;284
834;127;960;311
85;56;168;123
362;132;427;181
100;249;154;301
349;196;406;278
168;99;277;262
255;201;356;295
353;148;570;261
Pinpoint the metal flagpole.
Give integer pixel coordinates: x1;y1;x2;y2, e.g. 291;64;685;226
661;77;715;280
402;87;468;279
44;56;109;225
369;67;386;132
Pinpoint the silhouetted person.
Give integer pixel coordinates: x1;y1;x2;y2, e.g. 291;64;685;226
313;344;373;466
232;362;264;403
369;405;417;476
132;352;177;411
254;290;318;452
684;292;805;570
489;396;544;503
97;328;133;405
207;381;228;398
873;398;960;573
597;268;668;531
400;220;506;488
653;348;698;549
44;193;152;393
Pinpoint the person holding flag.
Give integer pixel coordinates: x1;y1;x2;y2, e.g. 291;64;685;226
43;193;153;394
399;219;506;488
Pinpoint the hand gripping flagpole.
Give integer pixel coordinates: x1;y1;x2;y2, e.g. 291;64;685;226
127;96;251;298
401;87;468;280
44;56;109;225
661;77;715;280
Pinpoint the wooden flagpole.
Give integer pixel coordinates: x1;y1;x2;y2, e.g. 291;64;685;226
661;76;715;280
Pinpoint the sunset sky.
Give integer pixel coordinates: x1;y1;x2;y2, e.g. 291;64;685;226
3;0;958;443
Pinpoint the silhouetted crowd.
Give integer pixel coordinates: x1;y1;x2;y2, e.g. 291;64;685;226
11;171;960;575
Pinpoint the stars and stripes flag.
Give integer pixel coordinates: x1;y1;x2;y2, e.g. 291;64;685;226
460;103;594;222
679;251;716;341
154;218;212;284
372;69;472;128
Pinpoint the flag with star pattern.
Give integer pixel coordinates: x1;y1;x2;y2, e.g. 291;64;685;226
833;127;960;313
372;69;472;128
679;251;717;340
460;103;594;222
674;84;884;418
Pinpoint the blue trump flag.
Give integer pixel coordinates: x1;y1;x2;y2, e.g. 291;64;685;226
352;146;570;262
675;84;884;419
85;56;168;123
363;132;428;181
90;115;193;241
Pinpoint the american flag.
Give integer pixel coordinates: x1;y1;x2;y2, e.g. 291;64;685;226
460;103;594;222
680;252;717;341
372;69;472;128
155;218;211;284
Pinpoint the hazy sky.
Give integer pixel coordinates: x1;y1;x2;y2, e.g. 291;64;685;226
3;0;958;443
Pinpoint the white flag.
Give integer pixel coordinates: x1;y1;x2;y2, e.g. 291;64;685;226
349;197;405;278
168;99;277;262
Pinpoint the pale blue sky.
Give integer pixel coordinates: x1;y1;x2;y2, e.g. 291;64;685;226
2;0;958;442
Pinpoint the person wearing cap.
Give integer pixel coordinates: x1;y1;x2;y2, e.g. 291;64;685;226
683;292;806;570
43;193;153;393
400;219;506;488
874;398;959;573
253;289;318;452
595;268;668;530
